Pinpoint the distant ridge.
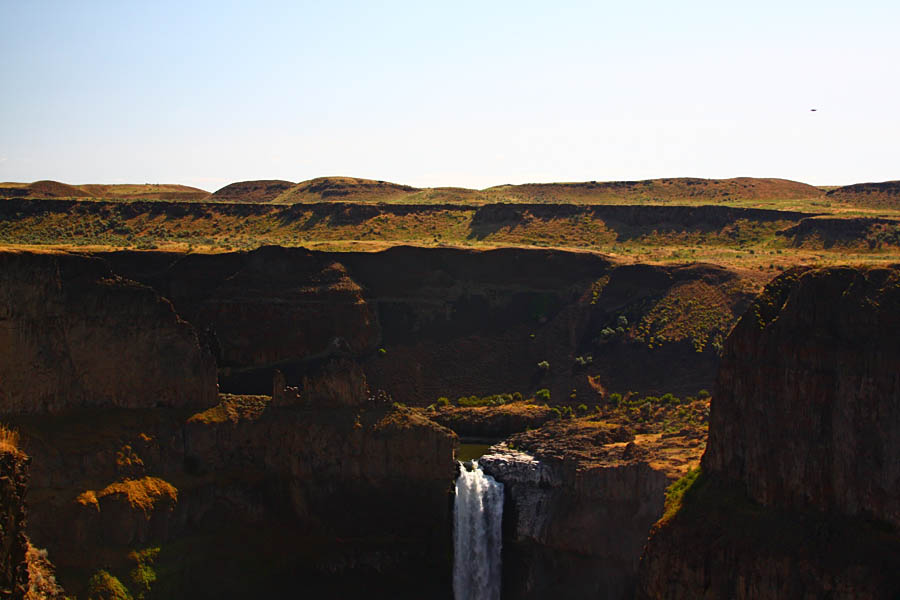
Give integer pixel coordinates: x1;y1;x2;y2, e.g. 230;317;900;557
5;176;899;207
484;177;823;203
78;184;208;201
826;181;900;209
0;181;207;201
209;180;295;203
273;177;420;204
0;180;93;198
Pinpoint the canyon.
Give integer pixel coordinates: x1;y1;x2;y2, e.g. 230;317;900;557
0;241;897;598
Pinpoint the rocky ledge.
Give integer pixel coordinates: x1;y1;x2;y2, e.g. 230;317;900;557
480;417;705;600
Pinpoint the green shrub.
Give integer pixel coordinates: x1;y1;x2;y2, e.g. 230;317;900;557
577;403;588;413
378;348;387;356
616;315;629;328
537;360;550;371
512;391;523;403
436;397;450;407
536;388;551;403
550;407;562;419
87;570;132;600
698;389;711;399
663;467;702;521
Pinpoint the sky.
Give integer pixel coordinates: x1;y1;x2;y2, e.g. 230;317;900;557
1;0;899;192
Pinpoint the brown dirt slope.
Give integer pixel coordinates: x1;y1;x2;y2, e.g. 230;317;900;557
208;180;295;203
274;176;421;203
826;180;900;209
485;177;823;204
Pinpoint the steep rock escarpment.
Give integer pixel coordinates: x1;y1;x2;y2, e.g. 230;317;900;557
99;246;755;402
481;419;705;600
638;266;900;599
0;251;217;414
100;247;377;383
0;447;28;598
13;367;457;599
706;266;900;524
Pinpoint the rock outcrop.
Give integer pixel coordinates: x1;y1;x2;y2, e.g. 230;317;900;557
637;265;900;599
15;388;458;598
0;446;29;598
0;251;217;414
101;246;377;387
706;266;900;525
481;419;705;599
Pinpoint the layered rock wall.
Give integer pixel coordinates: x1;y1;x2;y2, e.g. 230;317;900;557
0;448;28;598
481;421;704;600
704;266;900;525
0;251;217;414
637;266;900;599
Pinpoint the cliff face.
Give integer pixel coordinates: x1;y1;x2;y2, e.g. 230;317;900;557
16;387;458;598
637;266;900;599
705;266;900;525
0;251;217;414
481;419;704;600
101;247;377;381
0;448;28;598
102;246;753;402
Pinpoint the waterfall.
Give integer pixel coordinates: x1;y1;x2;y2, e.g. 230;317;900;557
454;460;504;600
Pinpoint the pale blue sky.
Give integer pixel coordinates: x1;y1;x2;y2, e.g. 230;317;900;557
2;0;898;191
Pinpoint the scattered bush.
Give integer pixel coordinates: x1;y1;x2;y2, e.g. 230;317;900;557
87;570;132;600
577;403;588;413
574;354;593;367
698;389;711;399
378;348;387;356
608;392;622;406
537;360;550;371
512;391;523;403
535;388;551;403
456;393;513;407
661;393;679;405
436;397;450;407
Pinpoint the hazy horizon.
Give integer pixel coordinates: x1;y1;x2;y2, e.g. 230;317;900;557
2;1;898;192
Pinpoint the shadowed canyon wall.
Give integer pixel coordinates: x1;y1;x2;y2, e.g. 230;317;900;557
0;251;217;414
100;245;755;403
638;265;900;599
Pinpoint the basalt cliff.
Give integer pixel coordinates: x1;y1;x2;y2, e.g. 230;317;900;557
0;249;458;598
637;265;900;599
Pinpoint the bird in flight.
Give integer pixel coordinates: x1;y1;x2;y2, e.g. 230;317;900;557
810;108;817;112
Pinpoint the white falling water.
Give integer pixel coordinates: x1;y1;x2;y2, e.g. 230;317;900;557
454;460;504;600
